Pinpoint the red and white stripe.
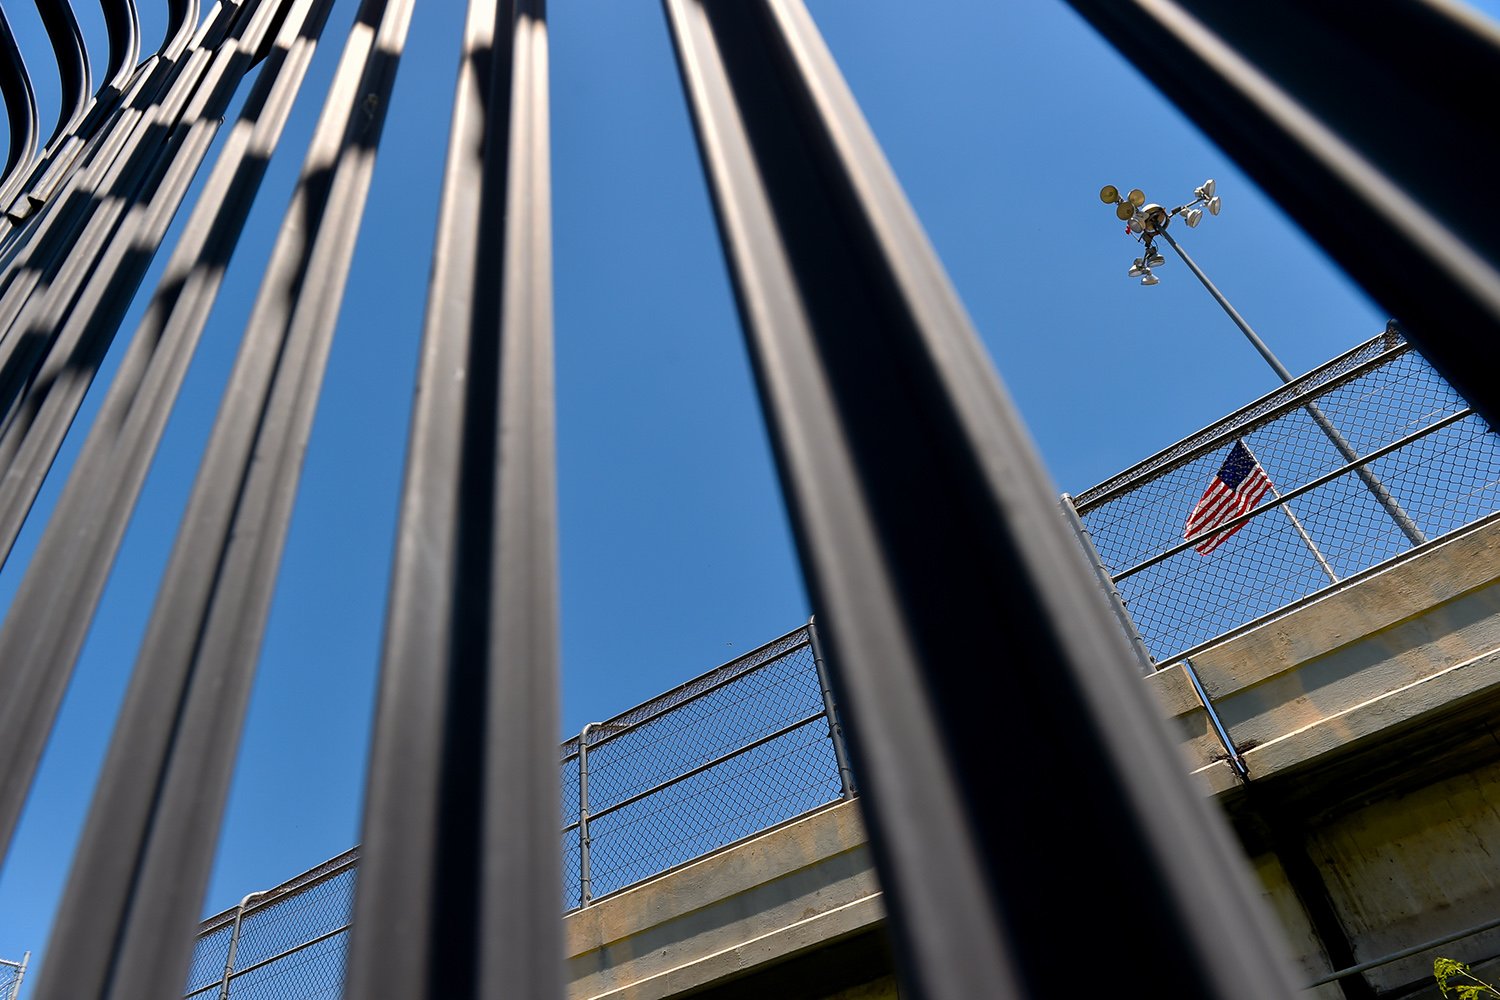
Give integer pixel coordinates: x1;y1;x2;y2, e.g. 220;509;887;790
1184;466;1272;555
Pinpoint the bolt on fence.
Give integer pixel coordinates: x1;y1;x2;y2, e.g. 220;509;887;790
1065;329;1500;669
185;622;854;999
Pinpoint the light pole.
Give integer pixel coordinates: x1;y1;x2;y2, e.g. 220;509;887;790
1098;180;1426;553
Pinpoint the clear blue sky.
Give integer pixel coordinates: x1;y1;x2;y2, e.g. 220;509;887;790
0;0;1493;987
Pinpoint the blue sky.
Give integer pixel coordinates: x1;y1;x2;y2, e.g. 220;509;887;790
0;0;1494;987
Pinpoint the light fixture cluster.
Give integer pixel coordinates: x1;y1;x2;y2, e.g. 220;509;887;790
1097;179;1221;285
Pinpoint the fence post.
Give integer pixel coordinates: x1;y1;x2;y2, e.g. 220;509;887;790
577;724;594;908
8;952;26;1000
217;890;271;1000
1059;494;1157;676
807;617;856;800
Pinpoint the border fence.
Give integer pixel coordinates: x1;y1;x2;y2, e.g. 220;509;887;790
183;623;853;1000
1065;330;1500;669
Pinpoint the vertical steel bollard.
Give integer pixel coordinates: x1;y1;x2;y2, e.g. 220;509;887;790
807;618;856;800
1059;494;1157;676
577;724;594;908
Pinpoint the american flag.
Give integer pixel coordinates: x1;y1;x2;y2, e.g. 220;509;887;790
1184;440;1273;555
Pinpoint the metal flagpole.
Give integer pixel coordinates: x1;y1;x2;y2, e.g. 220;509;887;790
1239;440;1338;585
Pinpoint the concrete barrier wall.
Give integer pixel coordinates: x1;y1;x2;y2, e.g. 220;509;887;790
1150;516;1500;791
566;799;887;1000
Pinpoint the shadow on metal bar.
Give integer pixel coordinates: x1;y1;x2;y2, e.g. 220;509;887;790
0;2;1489;1000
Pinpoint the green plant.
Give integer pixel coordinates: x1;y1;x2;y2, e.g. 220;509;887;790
1435;957;1500;999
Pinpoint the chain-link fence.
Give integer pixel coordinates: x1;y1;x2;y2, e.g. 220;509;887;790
561;624;851;907
185;624;853;999
1069;329;1500;666
184;851;356;1000
0;955;26;1000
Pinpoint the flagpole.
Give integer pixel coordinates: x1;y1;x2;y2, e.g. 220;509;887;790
1239;440;1339;585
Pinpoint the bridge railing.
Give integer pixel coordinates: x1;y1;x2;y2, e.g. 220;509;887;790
1067;329;1500;668
182;623;853;999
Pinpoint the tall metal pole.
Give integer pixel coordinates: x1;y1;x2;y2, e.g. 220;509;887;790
1159;229;1426;548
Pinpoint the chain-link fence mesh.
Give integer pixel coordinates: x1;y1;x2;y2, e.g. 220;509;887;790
0;959;22;1000
185;851;356;1000
186;625;850;998
1073;330;1500;665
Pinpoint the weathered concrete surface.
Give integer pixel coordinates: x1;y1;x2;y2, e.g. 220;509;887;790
1146;515;1500;997
565;799;890;1000
1151;515;1500;793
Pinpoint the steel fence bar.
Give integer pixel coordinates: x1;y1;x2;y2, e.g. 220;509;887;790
807;616;855;799
661;1;1301;997
586;711;828;822
31;1;414;997
570;635;812;755
346;0;562;998
1076;333;1410;513
1114;407;1474;583
1060;0;1500;443
161;0;204;64
343;0;502;982
0;0;334;866
34;0;90;147
0;10;39;203
99;0;143;96
0;0;212;261
0;3;238;362
0;0;284;571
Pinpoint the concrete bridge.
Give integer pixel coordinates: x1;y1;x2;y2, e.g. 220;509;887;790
572;512;1500;1000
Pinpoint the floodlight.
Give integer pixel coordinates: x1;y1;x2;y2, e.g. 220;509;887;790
1202;178;1216;197
1127;188;1146;206
1208;195;1222;215
1099;184;1120;204
1146;251;1165;268
1143;205;1169;231
1128;261;1146;277
1184;208;1203;227
1128;218;1144;234
1141;270;1160;286
1115;202;1134;221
